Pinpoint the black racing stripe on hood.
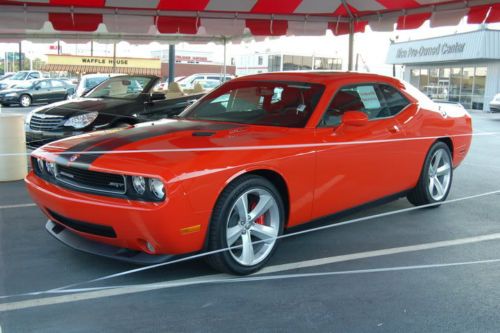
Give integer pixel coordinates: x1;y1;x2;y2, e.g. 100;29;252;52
57;121;242;168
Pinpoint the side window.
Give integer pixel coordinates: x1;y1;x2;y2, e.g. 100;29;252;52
51;80;64;88
29;72;40;79
378;84;410;116
320;83;407;127
38;81;50;89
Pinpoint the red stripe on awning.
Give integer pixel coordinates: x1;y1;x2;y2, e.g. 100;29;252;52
251;0;302;14
157;0;209;11
486;4;500;23
50;0;105;7
397;12;431;30
49;13;102;31
467;5;490;24
156;16;200;34
376;0;421;10
328;21;367;36
246;19;288;36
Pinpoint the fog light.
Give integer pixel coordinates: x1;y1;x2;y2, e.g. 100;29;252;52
132;176;146;195
45;161;56;175
146;242;155;253
149;178;165;200
37;158;45;172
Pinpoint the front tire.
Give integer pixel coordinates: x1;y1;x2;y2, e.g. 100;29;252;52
407;141;453;207
19;94;32;107
205;175;285;275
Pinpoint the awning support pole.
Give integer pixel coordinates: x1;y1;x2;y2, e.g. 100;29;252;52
340;0;355;71
348;20;354;71
223;37;227;80
112;41;116;72
168;44;175;84
18;41;22;71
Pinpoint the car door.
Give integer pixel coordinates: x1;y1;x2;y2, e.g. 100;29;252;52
32;80;51;103
49;80;68;101
312;82;411;219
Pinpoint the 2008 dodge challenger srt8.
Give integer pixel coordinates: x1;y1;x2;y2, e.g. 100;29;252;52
26;72;472;275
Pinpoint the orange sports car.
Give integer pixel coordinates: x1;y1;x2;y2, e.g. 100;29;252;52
26;72;472;274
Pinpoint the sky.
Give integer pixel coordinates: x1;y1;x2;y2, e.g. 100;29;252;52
1;20;499;77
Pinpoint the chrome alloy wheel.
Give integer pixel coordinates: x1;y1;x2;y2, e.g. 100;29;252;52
226;188;280;266
20;95;31;107
428;148;452;201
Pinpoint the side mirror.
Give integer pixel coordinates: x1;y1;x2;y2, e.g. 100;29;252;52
149;92;166;102
341;111;369;127
35;86;41;91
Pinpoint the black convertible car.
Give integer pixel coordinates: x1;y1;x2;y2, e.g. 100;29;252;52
25;75;203;148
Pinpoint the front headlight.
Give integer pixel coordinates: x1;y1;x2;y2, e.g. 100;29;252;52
149;178;165;200
5;92;18;97
64;112;98;129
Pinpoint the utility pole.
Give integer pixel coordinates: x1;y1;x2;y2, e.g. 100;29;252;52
168;44;175;84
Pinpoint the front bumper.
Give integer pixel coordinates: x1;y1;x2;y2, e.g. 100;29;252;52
0;95;19;104
46;220;174;265
25;127;83;148
26;172;210;256
490;102;500;113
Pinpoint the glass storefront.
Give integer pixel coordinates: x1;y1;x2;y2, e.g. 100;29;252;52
409;65;488;109
280;55;341;72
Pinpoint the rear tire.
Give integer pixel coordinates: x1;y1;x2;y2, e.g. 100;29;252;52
205;175;284;275
407;141;453;207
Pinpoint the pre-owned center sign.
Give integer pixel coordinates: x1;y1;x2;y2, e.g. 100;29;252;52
395;42;465;59
385;30;499;65
47;55;161;69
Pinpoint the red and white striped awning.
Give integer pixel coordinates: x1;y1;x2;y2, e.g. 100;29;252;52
0;0;498;42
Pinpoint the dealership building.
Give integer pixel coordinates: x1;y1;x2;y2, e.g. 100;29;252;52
387;29;500;111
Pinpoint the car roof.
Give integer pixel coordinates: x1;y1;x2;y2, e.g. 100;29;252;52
232;71;402;86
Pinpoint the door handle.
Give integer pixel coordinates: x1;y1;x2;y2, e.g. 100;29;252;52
387;125;400;134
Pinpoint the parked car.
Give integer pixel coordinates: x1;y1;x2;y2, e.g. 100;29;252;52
489;93;500;112
26;72;472;274
0;78;75;107
25;75;204;148
71;73;125;99
0;70;49;90
178;73;234;89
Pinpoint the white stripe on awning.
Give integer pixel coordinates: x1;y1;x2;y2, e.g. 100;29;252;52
103;14;154;34
294;0;342;14
430;8;468;27
200;18;246;36
288;21;328;36
369;17;398;32
0;11;47;30
105;0;160;9
347;0;385;12
205;0;258;12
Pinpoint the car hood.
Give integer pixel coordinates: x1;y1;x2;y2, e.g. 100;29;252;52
0;87;29;94
35;119;302;176
31;98;137;117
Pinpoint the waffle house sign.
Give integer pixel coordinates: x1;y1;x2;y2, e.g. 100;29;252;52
47;55;160;69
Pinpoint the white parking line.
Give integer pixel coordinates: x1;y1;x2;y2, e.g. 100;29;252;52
1;232;500;312
0;203;36;210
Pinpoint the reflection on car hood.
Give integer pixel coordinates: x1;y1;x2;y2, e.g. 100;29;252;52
37;119;297;171
0;88;29;94
31;98;137;117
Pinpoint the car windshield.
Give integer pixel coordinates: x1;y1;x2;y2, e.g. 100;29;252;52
10;71;29;80
84;76;109;89
85;76;153;99
182;81;325;128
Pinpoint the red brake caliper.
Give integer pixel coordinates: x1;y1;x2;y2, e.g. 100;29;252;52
250;202;265;225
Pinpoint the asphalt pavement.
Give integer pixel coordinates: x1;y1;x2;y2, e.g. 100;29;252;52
1;111;500;332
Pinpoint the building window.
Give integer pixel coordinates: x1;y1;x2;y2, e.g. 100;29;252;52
267;55;281;72
258;56;263;66
409;65;487;110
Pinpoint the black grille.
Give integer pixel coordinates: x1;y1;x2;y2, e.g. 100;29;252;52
30;114;64;131
55;165;126;195
48;209;117;238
